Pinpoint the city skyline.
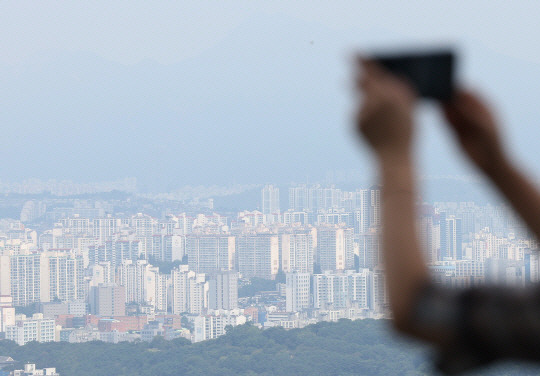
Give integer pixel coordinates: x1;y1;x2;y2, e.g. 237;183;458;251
2;2;540;374
0;182;535;345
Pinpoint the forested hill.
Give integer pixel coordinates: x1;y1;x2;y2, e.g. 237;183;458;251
0;319;538;376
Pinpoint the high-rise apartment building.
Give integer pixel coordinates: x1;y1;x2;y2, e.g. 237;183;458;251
89;284;126;316
357;229;381;269
353;189;370;234
283;210;310;226
372;267;388;314
88;239;140;268
290;185;342;211
526;251;540;283
280;227;316;274
170;266;208;315
417;205;439;264
316;208;353;227
117;260;150;304
236;234;279;279
289;185;309;211
4;251;85;306
186;235;235;273
59;216;92;237
316;226;354;272
130;213;156;237
145;266;169;312
92;216;119;242
285;272;310;312
353;187;381;234
9;253;49;306
439;213;463;260
447;216;463;260
208;271;238;311
149;234;184;262
313;270;371;310
47;251;85;302
0;255;10;296
369;187;381;228
261;185;280;215
87;262;115;290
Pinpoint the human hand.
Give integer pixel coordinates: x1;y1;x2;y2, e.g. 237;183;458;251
356;59;417;162
441;90;505;174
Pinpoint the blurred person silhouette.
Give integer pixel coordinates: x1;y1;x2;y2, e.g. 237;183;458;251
356;59;540;374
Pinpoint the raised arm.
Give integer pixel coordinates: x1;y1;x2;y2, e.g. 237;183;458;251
355;60;431;333
357;64;540;374
442;91;540;241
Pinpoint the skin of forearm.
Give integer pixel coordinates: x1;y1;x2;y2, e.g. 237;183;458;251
379;152;430;331
486;156;540;242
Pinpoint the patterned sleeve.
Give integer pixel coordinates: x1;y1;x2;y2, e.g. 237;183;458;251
413;283;540;374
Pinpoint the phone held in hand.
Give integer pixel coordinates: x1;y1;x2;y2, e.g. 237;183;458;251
373;49;455;101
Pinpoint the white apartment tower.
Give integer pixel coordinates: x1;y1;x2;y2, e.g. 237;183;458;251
117;259;150;304
208;271;238;311
47;251;85;302
281;228;316;274
236;234;279;279
313;270;372;310
130;213;156;237
145;265;169;312
170;266;208;314
289;185;309;211
9;253;50;306
150;234;184;262
0;255;10;296
89;284;126;316
285;272;311;312
262;184;280;215
186;235;235;273
92;216;118;242
59;216;91;236
316;226;354;272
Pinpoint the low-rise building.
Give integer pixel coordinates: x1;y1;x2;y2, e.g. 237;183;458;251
193;310;246;342
0;296;15;334
12;363;59;376
5;314;55;346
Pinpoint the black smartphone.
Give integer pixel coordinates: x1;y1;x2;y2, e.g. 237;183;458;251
373;50;455;101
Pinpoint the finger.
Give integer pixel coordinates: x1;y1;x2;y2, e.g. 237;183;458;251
361;59;389;80
356;73;379;92
356;56;388;79
449;89;490;116
356;70;386;95
356;93;379;124
355;57;375;91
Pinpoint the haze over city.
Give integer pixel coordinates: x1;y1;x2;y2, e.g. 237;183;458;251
3;2;540;375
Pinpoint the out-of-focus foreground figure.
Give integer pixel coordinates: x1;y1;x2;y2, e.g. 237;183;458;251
356;59;540;374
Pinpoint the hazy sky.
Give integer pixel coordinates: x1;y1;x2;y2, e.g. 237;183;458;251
1;2;540;194
2;2;540;65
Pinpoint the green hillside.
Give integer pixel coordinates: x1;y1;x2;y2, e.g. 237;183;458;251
0;319;538;375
